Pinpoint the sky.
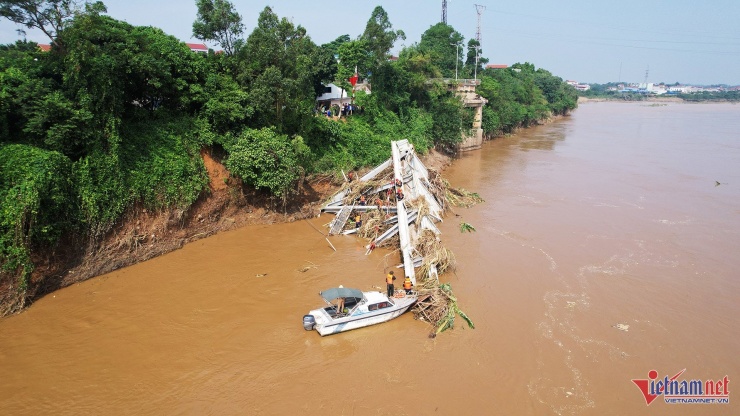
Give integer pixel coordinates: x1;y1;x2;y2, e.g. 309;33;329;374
2;0;739;85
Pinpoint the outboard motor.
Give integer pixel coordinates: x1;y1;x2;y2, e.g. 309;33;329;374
303;314;316;331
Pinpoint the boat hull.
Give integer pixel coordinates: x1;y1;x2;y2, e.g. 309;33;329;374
308;295;416;336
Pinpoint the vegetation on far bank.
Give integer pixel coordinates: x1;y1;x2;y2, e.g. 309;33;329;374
0;0;577;313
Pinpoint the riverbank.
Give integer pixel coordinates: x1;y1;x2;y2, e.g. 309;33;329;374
3;103;737;415
1;148;453;316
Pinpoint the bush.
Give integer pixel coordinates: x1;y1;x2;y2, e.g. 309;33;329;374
225;127;305;199
0;144;74;289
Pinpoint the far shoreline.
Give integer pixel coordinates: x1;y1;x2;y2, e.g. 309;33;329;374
578;96;682;104
577;96;739;104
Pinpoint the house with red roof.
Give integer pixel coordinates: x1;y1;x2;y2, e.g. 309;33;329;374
186;43;208;54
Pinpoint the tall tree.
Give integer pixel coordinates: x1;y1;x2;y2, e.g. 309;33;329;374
321;34;350;59
241;6;328;133
418;23;464;79
334;39;371;92
0;0;105;51
361;6;404;68
464;39;488;78
192;0;244;55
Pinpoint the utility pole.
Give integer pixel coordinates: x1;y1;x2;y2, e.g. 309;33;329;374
474;4;486;80
474;46;481;80
450;42;461;80
474;4;485;43
442;0;447;24
644;65;650;85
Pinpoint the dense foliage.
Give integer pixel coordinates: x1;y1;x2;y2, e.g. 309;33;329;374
0;1;576;310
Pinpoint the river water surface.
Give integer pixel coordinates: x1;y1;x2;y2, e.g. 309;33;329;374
1;102;739;415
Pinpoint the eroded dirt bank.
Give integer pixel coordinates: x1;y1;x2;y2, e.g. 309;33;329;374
2;148;452;316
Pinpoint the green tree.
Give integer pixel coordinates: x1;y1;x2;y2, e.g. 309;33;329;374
321;34;350;58
417;23;463;79
334;39;371;93
240;7;329;134
225;127;304;201
192;0;244;56
57;14;205;153
0;0;105;51
361;6;404;69
0;40;55;144
463;39;488;78
533;68;577;115
200;72;252;133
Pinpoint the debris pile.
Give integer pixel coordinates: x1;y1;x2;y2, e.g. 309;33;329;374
321;140;482;336
413;283;475;337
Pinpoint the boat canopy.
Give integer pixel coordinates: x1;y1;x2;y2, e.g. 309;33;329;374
320;287;363;302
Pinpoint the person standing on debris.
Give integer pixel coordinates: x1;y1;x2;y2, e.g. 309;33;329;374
359;195;366;205
403;276;413;294
355;214;362;228
386;271;396;297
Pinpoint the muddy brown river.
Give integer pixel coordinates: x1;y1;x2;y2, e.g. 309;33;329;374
1;102;739;415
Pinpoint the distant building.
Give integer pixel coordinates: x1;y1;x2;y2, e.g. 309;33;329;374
485;64;508;69
186;43;208;54
574;84;590;91
38;44;51;52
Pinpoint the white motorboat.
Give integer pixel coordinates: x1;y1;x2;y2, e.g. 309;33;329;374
303;287;417;336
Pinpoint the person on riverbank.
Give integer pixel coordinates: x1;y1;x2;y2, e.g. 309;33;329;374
403;277;413;294
386;271;396;297
355;214;362;229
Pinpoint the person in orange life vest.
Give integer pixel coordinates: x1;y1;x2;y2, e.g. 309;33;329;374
396;188;404;201
355;214;362;228
403;277;413;294
359;195;366;205
386;271;396;297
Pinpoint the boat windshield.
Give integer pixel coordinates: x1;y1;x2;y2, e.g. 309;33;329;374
320;287;363;302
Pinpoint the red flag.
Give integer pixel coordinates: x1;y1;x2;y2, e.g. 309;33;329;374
349;65;358;86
